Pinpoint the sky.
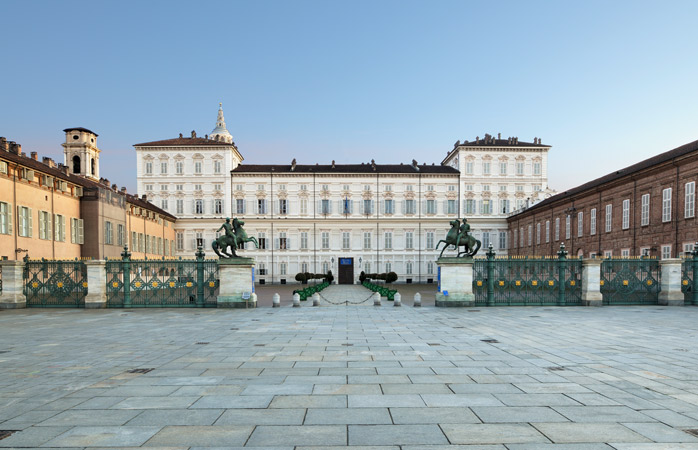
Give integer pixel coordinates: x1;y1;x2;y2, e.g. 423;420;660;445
1;0;697;194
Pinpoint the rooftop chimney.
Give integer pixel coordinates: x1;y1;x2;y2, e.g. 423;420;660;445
141;194;147;200
498;133;501;140
30;151;38;161
0;137;6;152
190;130;196;138
179;133;183;138
121;187;127;193
8;142;20;154
57;163;69;175
42;157;56;168
111;184;117;190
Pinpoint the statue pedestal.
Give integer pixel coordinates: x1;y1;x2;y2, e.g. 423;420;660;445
435;257;475;307
217;258;256;308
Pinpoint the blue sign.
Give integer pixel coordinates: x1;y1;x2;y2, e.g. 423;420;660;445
339;258;352;265
437;266;441;292
251;267;255;293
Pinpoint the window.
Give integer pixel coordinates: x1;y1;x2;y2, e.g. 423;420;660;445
482;231;490;248
232;198;243;215
500;199;511;214
662;188;672;222
384;199;394;214
447;199;456;215
465;184;473;191
176;184;183;191
342;232;350;249
258;184;265;191
534;185;542;192
300;231;308;249
145;162;152;174
321;231;330;249
195;199;204;215
0;161;7;175
406;261;413;275
545;220;550;243
300;198;308;215
661;245;671;260
685;182;695;218
194;184;202;191
195;232;203;249
175;161;183;174
426;231;434;249
405;200;416;214
342;184;350;191
161;199;168;210
499;231;507;250
465;162;473;174
321;199;331;215
160;162;167;174
342;198;352;214
145;184;153;191
104;221;113;245
482;184;490;191
426;199;436;214
214;184;221;192
528;225;532;246
194;161;202;174
555;217;560;241
0;202;11;235
385;262;392;273
278;232;287;250
621;248;630;257
533;162;541;175
499;162;507;175
384;232;392;249
39;211;52;240
159;184;168;192
214;160;222;174
465;199;476;215
405;231;414;249
255;232;266;250
258;262;267;276
516;162;524;175
301;262;308;273
138;233;144;252
480;199;491;215
176;199;184;215
176;232;183;251
363;232;372;250
363;199;372;215
448;185;456;191
577;212;583;237
605;204;612;232
364;184;371;191
482;162;491;175
214;199;223;215
71;218;84;244
116;223;124;246
384;185;392;192
279;199;287;215
322;261;329;273
300;184;307;192
513;229;518;248
619;199;629;230
257;199;266;215
406;184;413;192
590;208;597;235
604;250;612;258
279;262;287;276
565;215;571;240
641;194;650;226
536;223;541;244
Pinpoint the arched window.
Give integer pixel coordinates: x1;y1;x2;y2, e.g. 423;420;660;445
91;158;95;175
72;155;80;174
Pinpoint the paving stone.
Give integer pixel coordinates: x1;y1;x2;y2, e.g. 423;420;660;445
495;393;583;406
240;383;314;395
42;426;161;447
270;395;347;408
112;396;199;409
126;409;224;426
449;383;523;394
640;409;698;426
421;393;504;407
533;422;652;443
144;425;254;447
473;406;570;423
622;422;698;443
553;406;656;423
348;424;449;445
381;383;453;394
440;423;549;444
246;425;346;446
190;394;273;408
304;407;392;424
0;426;72;448
215;408;306;425
38;409;143;426
389;406;480;424
312;384;382;395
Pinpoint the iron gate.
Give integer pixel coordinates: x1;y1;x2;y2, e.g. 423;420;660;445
601;259;660;305
24;259;87;307
682;258;697;306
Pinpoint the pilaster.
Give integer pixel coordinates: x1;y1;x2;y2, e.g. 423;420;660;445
658;258;684;306
0;260;27;309
84;260;107;309
435;257;475;307
581;259;603;307
217;258;256;308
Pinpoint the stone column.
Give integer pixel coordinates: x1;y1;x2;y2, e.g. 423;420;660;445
84;260;107;309
658;258;684;306
581;259;603;307
435;257;475;307
217;258;256;308
0;260;26;309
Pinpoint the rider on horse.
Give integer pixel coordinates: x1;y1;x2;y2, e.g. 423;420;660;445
217;218;235;241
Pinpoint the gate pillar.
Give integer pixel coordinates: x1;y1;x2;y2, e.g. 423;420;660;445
581;259;603;307
217;258;256;308
0;260;26;309
84;260;107;309
659;258;684;306
435;257;475;307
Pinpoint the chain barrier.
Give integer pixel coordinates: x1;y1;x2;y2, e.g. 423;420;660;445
317;290;376;305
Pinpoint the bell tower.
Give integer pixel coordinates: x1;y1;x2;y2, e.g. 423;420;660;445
62;127;100;180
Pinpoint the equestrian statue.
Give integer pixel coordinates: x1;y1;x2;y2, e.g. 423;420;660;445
212;218;259;258
435;218;481;258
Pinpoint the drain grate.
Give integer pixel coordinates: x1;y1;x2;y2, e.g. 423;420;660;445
254;344;265;347
529;315;541;318
685;429;698;438
342;343;353;346
481;339;500;344
230;328;239;330
196;342;210;345
127;368;154;374
0;431;18;441
548;366;565;371
428;343;441;346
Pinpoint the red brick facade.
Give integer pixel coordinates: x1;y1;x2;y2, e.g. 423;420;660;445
507;140;698;258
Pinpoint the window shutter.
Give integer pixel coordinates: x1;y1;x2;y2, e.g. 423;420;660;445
39;212;45;239
78;219;84;244
7;205;12;234
28;208;33;237
286;237;291;250
359;200;364;214
54;215;59;240
274;238;279;250
422;201;427;214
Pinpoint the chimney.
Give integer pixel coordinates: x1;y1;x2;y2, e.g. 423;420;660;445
331;160;335;169
30;151;38;161
476;136;480;144
8;142;19;154
498;133;501;140
190;130;196;138
0;137;6;152
121;187;127;193
141;194;147;200
111;184;117;190
179;133;183;138
57;163;69;175
42;157;56;168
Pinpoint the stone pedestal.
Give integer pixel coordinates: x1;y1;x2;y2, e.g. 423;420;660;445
0;260;26;309
581;259;603;307
84;260;107;309
658;258;684;306
217;258;256;308
435;257;475;307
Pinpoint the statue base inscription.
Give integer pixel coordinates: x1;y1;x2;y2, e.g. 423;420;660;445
435;257;475;307
217;257;256;308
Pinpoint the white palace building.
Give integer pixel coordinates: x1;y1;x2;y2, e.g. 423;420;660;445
135;104;553;284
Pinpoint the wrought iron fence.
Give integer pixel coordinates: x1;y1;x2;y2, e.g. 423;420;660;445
106;247;218;308
23;258;87;307
682;256;697;306
601;258;660;305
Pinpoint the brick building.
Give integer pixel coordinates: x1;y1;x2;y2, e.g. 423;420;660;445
507;139;698;259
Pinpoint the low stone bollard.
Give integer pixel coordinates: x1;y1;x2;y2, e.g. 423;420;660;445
249;293;258;307
312;293;320;306
414;292;421;307
272;293;280;308
293;293;301;307
393;292;401;307
373;292;381;306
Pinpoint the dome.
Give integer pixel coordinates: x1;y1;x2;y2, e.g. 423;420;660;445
210;103;233;144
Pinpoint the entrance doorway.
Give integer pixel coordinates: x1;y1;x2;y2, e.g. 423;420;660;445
338;257;354;284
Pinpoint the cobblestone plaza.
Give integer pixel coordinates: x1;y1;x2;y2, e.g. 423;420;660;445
2;293;698;449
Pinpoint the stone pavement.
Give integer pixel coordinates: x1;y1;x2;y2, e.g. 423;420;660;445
317;285;377;306
1;304;698;449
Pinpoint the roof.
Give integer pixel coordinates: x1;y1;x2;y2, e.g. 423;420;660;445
509;138;698;218
457;138;550;148
125;194;177;220
232;163;460;175
63;127;98;136
134;137;234;147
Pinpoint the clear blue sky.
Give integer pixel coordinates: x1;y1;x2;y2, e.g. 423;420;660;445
2;0;697;193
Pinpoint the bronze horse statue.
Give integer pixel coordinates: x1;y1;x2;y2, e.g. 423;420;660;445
212;218;259;258
435;219;481;258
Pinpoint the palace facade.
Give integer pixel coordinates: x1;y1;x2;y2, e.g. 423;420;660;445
136;105;554;284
